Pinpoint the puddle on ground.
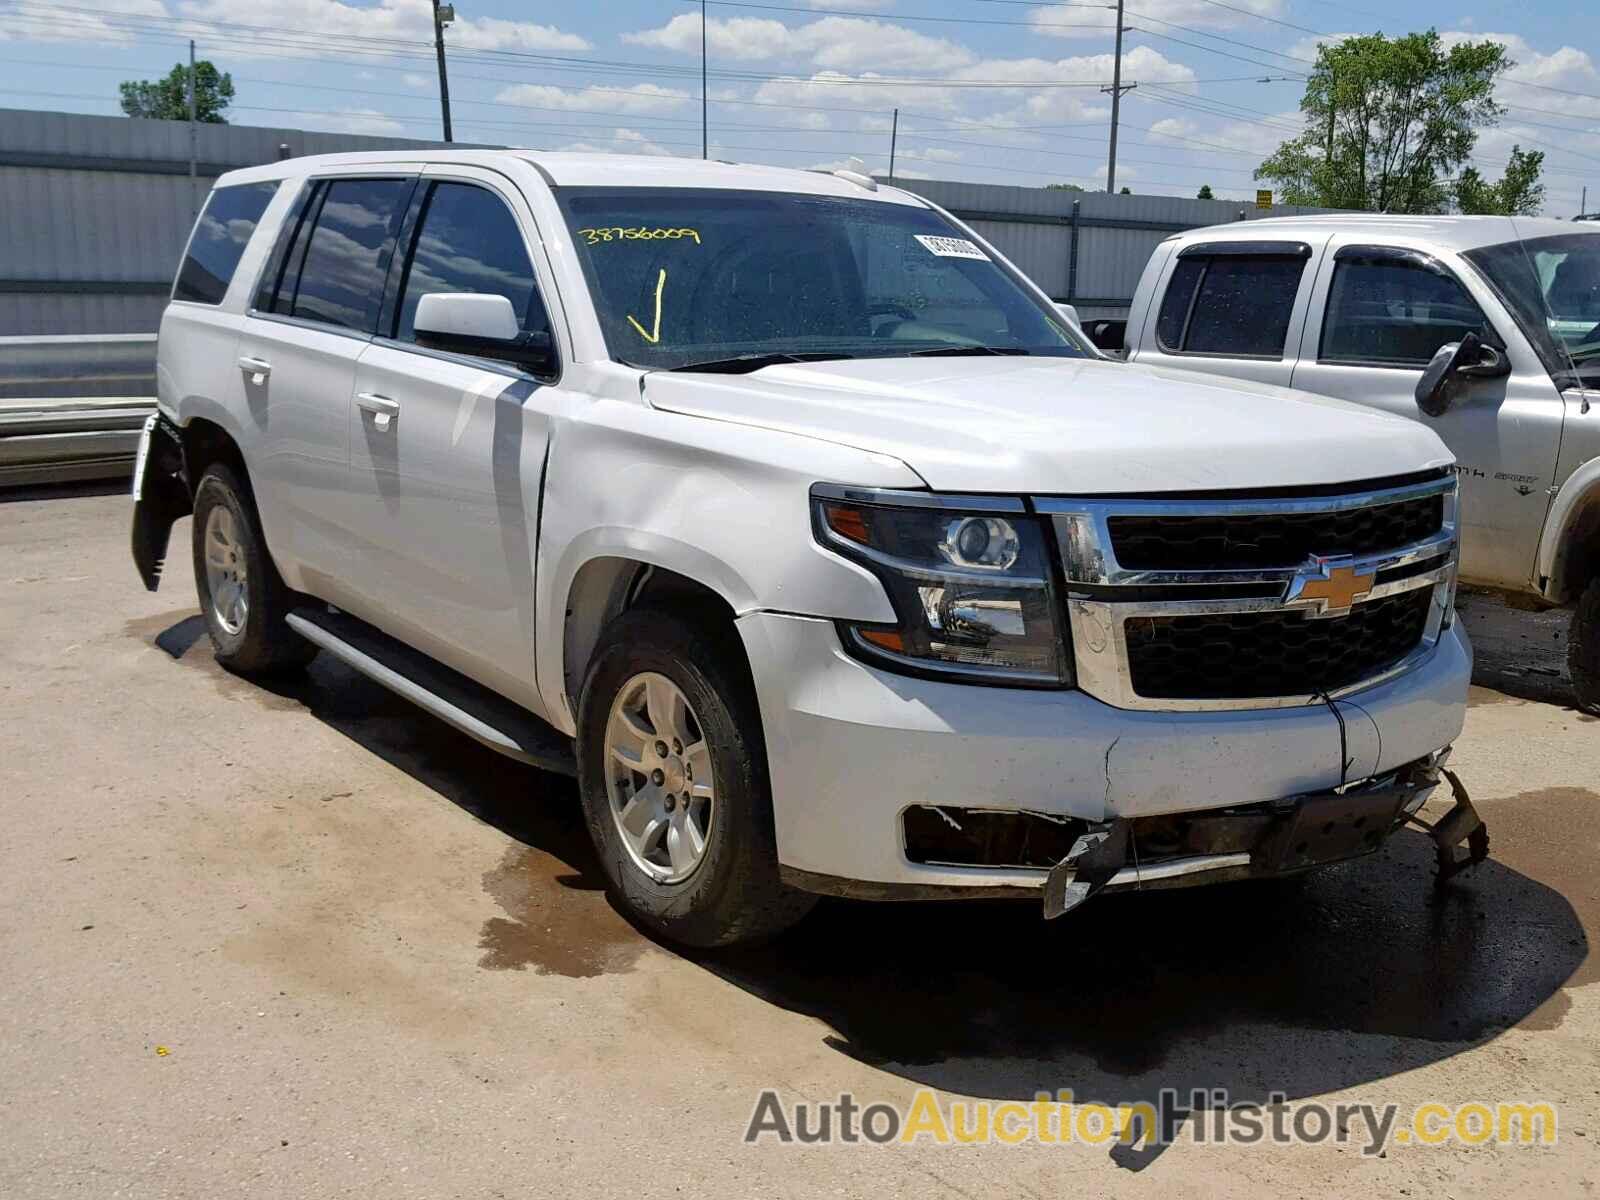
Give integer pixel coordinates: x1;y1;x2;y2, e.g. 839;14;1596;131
1467;684;1522;707
478;844;644;978
1486;786;1600;1030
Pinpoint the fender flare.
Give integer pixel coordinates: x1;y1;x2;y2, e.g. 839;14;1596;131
1538;458;1600;603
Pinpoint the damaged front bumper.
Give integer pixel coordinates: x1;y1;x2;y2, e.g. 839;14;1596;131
1043;752;1487;918
130;412;191;592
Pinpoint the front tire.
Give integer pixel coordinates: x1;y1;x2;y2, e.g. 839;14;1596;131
1569;577;1600;714
191;463;315;676
576;607;815;948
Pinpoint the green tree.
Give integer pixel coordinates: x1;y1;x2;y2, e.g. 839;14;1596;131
1256;31;1520;214
119;61;234;123
1454;145;1546;215
1045;182;1085;192
1196;184;1215;199
1118;186;1131;194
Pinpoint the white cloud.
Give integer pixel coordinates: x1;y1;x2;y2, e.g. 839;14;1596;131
0;0;167;44
625;13;793;61
753;71;963;115
560;128;680;158
174;0;588;56
624;13;974;73
495;83;692;116
402;73;430;89
315;108;409;137
1028;0;1287;39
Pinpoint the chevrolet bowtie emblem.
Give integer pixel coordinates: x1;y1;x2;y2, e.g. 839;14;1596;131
1285;556;1376;618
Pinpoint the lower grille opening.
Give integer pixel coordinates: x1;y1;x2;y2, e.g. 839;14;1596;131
903;806;1088;868
1125;587;1434;700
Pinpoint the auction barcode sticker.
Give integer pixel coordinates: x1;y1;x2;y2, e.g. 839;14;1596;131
913;234;989;261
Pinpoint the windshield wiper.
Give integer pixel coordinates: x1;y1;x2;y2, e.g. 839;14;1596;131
666;352;856;374
907;345;1031;357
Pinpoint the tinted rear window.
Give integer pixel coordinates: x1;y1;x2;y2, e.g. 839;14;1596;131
174;181;279;305
290;178;412;332
1156;254;1305;358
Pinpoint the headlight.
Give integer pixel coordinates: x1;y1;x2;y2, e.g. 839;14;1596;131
812;487;1072;687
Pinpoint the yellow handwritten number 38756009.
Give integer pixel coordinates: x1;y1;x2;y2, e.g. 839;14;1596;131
627;269;667;344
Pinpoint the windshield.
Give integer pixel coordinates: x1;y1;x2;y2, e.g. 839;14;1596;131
556;187;1088;371
1465;232;1600;380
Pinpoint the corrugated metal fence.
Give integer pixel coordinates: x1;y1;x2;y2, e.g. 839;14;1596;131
0;106;1339;410
890;178;1337;321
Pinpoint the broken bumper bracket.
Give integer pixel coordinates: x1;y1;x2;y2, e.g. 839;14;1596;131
1409;767;1490;888
1042;821;1130;919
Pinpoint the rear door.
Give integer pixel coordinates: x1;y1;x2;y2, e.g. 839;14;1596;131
1290;239;1564;589
1129;238;1324;387
340;165;561;709
238;170;418;603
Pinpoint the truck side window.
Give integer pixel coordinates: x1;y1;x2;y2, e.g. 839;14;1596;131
1321;256;1491;368
288;178;413;333
174;181;279;305
393;182;550;342
1155;253;1305;358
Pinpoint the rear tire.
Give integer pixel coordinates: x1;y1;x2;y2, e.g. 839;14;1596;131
576;607;815;948
191;463;316;676
1569;577;1600;714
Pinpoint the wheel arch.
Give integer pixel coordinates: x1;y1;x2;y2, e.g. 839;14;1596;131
553;544;748;735
1538;460;1600;604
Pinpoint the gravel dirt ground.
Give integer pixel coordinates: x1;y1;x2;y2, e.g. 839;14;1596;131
2;486;1597;1199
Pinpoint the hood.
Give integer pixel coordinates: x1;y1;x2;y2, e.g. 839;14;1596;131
642;356;1452;494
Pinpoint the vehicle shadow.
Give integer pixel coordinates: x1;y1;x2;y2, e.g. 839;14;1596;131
141;613;1592;1167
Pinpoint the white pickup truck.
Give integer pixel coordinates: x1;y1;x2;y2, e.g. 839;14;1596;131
131;152;1483;947
1109;215;1600;708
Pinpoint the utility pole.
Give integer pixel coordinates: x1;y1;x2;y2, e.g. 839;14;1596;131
1583;185;1589;217
1101;0;1135;194
431;0;454;143
701;0;708;158
889;108;898;183
187;39;197;217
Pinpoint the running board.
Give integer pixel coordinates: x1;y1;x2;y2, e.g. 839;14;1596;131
286;607;576;776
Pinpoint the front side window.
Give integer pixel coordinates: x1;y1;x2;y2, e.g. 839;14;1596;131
289;178;412;332
174;181;279;305
555;188;1086;370
394;182;548;341
1321;255;1491;367
1156;252;1306;358
1466;233;1600;383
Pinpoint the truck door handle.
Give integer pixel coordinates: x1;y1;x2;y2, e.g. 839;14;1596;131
357;392;400;432
237;355;272;383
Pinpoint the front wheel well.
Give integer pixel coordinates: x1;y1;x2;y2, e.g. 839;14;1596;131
562;559;741;717
1547;491;1600;605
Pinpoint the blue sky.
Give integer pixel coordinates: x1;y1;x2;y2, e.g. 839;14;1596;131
2;0;1596;214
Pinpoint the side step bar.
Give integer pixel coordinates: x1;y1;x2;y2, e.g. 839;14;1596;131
286;607;576;776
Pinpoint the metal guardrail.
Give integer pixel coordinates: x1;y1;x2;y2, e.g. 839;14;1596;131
0;334;156;486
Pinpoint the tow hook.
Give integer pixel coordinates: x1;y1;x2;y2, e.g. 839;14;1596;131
1043;820;1130;919
1408;767;1491;888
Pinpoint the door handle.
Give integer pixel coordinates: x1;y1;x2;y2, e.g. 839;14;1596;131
356;392;400;432
237;355;272;383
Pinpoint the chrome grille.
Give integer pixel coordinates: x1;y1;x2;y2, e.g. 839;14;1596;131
1038;472;1458;712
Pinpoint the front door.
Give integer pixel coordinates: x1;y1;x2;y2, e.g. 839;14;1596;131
343;167;560;710
1291;239;1564;591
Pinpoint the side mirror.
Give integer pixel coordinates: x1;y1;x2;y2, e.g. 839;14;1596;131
1414;331;1508;416
413;292;556;375
1055;302;1081;327
1085;319;1127;354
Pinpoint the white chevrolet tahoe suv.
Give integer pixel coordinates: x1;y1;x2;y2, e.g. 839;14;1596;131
1112;216;1600;708
132;152;1481;947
